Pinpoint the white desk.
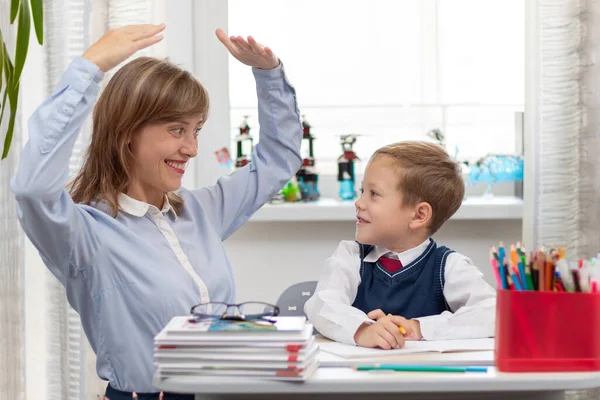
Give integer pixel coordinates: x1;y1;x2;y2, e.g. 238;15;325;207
153;350;600;400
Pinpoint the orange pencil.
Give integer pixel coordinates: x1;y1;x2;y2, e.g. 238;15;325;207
510;244;519;268
538;251;546;291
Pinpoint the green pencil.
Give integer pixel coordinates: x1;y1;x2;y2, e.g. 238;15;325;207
355;365;488;373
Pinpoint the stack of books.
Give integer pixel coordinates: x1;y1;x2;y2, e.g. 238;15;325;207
154;316;317;381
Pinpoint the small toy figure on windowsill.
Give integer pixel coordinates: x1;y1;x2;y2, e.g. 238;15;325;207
296;115;320;202
235;115;254;168
281;176;302;202
426;128;446;148
427;127;463;162
337;134;361;201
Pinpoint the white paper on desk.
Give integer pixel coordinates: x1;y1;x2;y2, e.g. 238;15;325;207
319;338;494;358
317;349;495;367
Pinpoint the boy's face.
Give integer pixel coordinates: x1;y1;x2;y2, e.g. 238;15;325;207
354;156;424;252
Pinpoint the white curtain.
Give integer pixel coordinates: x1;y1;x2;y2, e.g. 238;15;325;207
577;0;600;259
0;0;25;398
534;0;600;398
536;0;600;270
40;1;164;399
44;2;95;398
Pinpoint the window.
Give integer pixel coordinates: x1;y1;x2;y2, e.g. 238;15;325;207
228;0;524;175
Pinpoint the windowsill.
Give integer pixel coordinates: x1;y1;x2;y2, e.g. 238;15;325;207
250;195;523;222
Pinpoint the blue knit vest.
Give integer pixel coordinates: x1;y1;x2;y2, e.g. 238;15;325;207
352;239;453;319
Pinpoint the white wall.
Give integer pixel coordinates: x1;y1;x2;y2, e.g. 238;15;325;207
226;219;522;304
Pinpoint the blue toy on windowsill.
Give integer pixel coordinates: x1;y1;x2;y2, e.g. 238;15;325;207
337;134;361;201
466;154;524;196
426;128;523;196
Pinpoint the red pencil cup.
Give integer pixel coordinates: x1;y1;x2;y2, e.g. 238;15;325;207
495;289;600;372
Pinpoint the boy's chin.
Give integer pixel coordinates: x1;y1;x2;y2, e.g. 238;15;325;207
355;230;374;244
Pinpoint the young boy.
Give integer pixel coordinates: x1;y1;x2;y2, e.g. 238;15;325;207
304;141;496;349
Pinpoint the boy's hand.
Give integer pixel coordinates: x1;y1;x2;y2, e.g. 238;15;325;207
367;309;423;341
354;313;410;349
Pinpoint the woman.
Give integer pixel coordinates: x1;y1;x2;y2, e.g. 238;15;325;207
11;24;302;399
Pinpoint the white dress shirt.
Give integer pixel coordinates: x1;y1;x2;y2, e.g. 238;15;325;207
304;239;497;345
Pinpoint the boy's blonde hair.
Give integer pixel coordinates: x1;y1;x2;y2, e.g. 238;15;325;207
372;141;464;234
69;57;209;217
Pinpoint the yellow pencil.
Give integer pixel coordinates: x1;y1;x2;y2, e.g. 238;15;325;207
388;313;408;335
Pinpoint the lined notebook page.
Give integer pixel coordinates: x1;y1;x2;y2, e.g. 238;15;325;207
319;338;494;358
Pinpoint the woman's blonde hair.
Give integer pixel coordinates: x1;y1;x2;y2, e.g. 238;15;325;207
69;57;209;217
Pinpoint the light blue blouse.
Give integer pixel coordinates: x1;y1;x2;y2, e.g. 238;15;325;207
11;57;302;392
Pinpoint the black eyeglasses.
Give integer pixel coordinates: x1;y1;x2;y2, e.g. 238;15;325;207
190;301;280;321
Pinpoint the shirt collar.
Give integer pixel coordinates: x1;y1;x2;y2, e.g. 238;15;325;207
118;192;177;219
363;238;432;265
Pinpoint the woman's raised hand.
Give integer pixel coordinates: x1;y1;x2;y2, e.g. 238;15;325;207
82;24;166;72
215;28;279;70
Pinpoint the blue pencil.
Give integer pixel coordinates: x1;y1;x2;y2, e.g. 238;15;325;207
498;245;505;267
498;244;508;289
518;261;528;290
511;272;522;290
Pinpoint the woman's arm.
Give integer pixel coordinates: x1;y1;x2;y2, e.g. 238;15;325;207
191;32;302;239
10;25;165;283
11;58;104;282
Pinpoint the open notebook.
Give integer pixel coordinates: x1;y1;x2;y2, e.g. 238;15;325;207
319;338;494;359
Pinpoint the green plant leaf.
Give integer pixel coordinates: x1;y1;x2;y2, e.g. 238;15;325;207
12;0;30;87
30;0;43;45
2;0;44;160
0;86;8;131
6;56;16;113
0;34;5;94
2;81;19;159
2;55;17;159
4;43;12;76
0;87;8;129
0;48;14;146
10;0;20;24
